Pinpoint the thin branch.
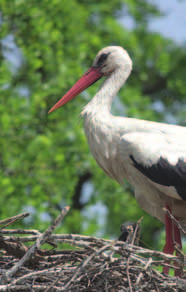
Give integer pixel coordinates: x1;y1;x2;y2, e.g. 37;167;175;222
0;213;30;230
163;207;186;234
3;206;70;282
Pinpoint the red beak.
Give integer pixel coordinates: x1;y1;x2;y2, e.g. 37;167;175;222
48;67;103;113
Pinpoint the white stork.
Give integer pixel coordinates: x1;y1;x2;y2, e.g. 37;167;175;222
49;46;186;276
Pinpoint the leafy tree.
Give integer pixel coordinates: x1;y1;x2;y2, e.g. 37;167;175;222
0;0;185;250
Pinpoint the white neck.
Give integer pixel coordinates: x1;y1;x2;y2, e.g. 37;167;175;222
81;67;131;116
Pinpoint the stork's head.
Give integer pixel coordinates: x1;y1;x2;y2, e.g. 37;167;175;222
93;46;132;75
48;46;132;113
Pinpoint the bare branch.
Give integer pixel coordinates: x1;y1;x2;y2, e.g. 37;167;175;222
0;213;30;229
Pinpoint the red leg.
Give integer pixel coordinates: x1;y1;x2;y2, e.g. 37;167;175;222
163;205;174;275
173;221;182;277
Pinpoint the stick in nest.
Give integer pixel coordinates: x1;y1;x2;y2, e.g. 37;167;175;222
0;212;30;230
1;206;70;283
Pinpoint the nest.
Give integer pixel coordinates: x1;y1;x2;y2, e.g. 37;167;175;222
0;207;185;291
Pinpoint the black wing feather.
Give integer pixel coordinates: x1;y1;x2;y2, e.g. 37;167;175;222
130;155;186;201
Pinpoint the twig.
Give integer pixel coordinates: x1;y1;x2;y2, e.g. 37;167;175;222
163;207;185;234
8;267;62;286
3;206;70;282
36;206;70;247
0;229;41;235
0;213;29;230
136;258;153;285
62;242;114;291
131;217;143;246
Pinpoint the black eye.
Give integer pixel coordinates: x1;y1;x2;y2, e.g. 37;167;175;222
96;53;110;66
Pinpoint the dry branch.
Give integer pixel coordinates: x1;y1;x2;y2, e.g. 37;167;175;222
0;207;185;291
163;207;186;235
0;213;29;230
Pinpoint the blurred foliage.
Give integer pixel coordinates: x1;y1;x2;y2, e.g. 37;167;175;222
0;0;185;250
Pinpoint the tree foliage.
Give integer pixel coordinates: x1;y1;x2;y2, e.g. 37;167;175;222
0;0;185;249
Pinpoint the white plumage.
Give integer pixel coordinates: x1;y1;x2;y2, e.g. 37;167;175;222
49;46;186;276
